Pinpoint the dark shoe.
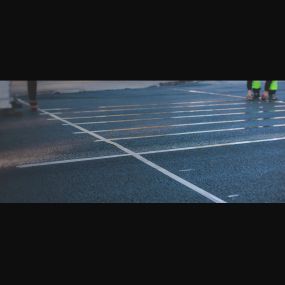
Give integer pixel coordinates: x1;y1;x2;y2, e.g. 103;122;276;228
253;93;260;100
269;94;278;101
246;91;254;101
262;92;269;101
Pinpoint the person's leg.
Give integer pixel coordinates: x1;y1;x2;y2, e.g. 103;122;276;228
247;80;261;100
247;81;253;99
269;81;278;101
252;81;261;98
27;81;38;111
262;81;278;101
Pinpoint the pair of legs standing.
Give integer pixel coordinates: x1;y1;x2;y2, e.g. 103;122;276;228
247;80;278;101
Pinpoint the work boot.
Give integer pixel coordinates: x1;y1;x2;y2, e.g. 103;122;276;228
253;91;260;100
261;91;269;101
247;90;254;101
269;93;278;101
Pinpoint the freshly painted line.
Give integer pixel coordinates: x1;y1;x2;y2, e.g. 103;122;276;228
177;89;285;102
228;194;240;198
40;112;63;115
50;108;285;122
62;112;246;126
274;109;285;112
71;102;247;114
97;99;241;109
17;154;131;168
42;108;72;111
139;137;285;155
51;107;247;121
188;90;242;99
73;119;247;134
63;117;164;125
172;112;245;119
94;127;245;142
273;124;285;127
19;133;285;170
93;122;285;142
176;89;245;99
73;115;285;134
272;116;285;120
18;99;226;203
180;169;195;172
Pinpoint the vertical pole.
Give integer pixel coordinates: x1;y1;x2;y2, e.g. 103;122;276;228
27;81;38;111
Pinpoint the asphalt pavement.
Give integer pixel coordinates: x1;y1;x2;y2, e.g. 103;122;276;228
1;81;285;203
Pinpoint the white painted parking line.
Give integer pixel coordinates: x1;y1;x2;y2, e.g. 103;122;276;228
139;137;285;155
188;90;244;99
51;108;285;122
40;112;63;115
18;99;226;204
176;89;285;105
73;114;285;135
97;99;241;109
50;107;247;121
272;116;285;120
62;112;246;126
73;119;247;134
18;154;131;168
175;88;245;99
18;130;285;170
42;108;72;111
228;194;240;198
180;169;195;172
94;127;245;142
71;102;247;114
273;124;285;127
172;112;245;119
94;123;285;142
63;117;163;125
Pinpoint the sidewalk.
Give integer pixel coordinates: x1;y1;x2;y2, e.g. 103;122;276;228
10;81;181;95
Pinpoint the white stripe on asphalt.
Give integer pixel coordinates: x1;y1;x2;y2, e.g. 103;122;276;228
188;90;244;99
94;127;245;142
272;116;285;120
176;89;285;104
172;112;245;119
228;194;240;198
62;112;246;126
180;169;195;172
73;119;247;134
63;117;163;125
18;154;131;168
97;99;241;109
139;136;285;155
71;102;247;114
73;115;285;134
18;131;285;173
40;112;63;115
18;99;226;203
42;108;72;111
273;124;285;127
94;123;285;142
49;107;247;121
49;108;285;121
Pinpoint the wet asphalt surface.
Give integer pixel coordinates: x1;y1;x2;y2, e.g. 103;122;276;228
1;81;285;203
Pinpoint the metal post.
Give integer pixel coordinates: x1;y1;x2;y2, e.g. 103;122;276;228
27;81;38;111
